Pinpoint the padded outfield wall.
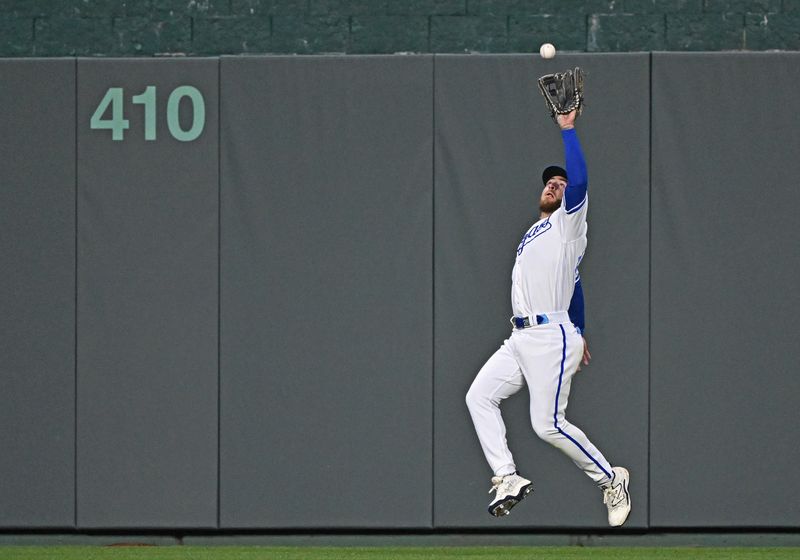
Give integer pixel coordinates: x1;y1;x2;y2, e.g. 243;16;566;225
0;53;798;530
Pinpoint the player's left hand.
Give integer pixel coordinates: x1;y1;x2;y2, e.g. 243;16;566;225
556;109;577;130
576;336;591;372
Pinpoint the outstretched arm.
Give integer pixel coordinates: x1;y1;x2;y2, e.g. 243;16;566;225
559;114;590;368
556;110;588;215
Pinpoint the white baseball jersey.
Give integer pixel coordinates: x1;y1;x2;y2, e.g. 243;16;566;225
511;192;587;318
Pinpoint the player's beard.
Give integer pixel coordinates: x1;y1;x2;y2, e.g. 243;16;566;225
539;196;561;214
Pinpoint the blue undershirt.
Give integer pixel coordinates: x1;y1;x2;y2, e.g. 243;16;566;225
568;278;585;334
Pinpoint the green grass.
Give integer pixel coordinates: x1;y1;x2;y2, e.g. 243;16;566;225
1;547;799;560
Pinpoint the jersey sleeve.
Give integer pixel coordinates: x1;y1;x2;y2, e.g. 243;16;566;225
560;128;588;240
567;276;585;334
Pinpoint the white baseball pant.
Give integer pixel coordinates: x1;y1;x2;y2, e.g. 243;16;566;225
466;322;613;486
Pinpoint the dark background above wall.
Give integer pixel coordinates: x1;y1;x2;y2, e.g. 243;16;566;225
1;0;800;57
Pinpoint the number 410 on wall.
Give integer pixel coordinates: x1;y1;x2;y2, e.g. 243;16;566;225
90;86;206;142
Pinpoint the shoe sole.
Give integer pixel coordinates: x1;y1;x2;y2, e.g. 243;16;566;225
489;483;533;517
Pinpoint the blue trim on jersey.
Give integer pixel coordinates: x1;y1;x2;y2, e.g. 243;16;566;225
561;129;588;213
568;278;585;333
555;325;611;479
565;194;587;215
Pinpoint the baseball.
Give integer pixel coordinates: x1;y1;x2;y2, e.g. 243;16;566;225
539;43;556;59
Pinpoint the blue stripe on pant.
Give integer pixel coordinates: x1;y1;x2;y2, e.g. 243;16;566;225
553;324;612;480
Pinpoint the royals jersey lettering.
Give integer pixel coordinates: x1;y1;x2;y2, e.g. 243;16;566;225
511;196;587;319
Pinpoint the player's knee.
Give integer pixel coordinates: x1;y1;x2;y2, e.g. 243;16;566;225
532;420;559;443
465;386;480;411
466;385;491;411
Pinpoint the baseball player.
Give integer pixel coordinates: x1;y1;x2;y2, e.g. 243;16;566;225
465;109;631;526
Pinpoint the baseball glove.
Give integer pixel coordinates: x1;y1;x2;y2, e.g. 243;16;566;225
537;67;585;123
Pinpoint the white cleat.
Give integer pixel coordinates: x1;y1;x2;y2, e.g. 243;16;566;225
603;466;631;527
487;472;533;517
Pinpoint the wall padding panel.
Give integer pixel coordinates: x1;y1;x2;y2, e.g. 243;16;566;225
76;59;219;528
0;59;76;528
433;54;650;528
219;56;433;528
650;52;800;527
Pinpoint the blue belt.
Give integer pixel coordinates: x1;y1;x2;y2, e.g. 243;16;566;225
511;314;551;329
